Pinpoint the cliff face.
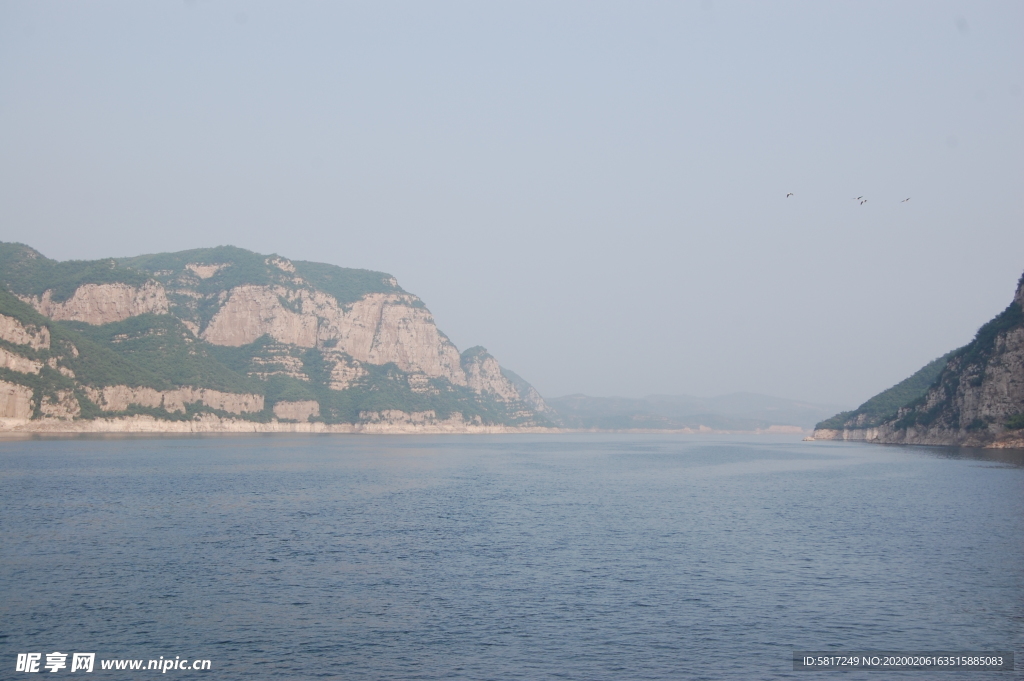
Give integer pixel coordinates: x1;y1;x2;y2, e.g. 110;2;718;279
813;273;1024;448
319;292;466;384
461;347;523;402
0;243;552;432
83;386;264;415
0;346;43;374
21;282;169;324
0;380;35;419
201;284;320;348
0;313;50;349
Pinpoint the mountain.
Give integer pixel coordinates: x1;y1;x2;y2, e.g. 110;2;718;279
813;353;954;431
0;243;553;433
812;271;1024;448
547;393;844;432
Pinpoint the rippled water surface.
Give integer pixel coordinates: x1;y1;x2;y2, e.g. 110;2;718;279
2;434;1022;680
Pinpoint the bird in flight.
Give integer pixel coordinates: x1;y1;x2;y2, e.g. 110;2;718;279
860;199;868;205
852;196;864;201
786;193;794;198
901;197;911;203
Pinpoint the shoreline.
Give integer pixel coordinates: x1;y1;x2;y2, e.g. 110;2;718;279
0;415;810;437
807;427;1024;449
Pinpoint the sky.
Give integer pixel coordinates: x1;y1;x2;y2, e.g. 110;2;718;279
1;1;1022;407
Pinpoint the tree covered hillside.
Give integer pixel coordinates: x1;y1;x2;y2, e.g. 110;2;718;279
0;243;551;429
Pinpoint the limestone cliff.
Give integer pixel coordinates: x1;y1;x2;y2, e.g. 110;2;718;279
0;347;43;375
201;285;320;348
461;347;523;402
83;385;264;415
0;313;50;350
195;284;468;387
812;272;1024;448
0;380;34;419
21;282;169;324
0;242;553;432
273;400;320;422
39;390;81;419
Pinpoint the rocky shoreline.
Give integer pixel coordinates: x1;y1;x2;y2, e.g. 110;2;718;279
0;414;563;435
0;415;814;436
808;426;1024;449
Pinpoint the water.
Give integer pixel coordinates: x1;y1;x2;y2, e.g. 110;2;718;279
1;434;1022;680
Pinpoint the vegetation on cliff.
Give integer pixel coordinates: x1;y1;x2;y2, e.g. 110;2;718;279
0;243;552;429
814;272;1024;447
814;352;953;430
118;245;406;307
888;291;1023;433
0;243;150;302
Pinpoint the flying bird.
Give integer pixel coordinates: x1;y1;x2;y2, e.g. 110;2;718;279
853;196;864;200
786;193;794;198
860;200;867;205
901;197;911;202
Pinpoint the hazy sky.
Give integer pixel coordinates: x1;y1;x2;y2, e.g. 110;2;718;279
1;1;1022;406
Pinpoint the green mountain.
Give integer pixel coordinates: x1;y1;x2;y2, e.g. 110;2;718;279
813;271;1024;447
0;243;553;432
813;353;953;431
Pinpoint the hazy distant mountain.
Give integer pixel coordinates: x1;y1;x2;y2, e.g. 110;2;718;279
813;271;1024;448
0;243;553;432
547;393;846;431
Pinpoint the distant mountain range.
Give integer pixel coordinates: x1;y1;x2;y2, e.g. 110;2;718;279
546;393;845;431
813;271;1024;448
0;243;554;433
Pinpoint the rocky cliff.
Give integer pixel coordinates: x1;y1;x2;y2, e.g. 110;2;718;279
23;282;169;324
812;272;1024;448
0;243;553;432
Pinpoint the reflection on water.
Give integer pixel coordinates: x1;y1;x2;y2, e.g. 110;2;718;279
1;434;1022;680
910;443;1024;468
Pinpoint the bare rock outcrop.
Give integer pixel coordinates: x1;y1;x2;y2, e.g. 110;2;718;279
0;347;43;375
317;292;466;384
186;263;229;279
201;285;319;347
0;314;50;349
273;400;320;422
40;390;80;420
248;347;310;381
407;373;437;394
322;352;366;390
513;381;551;415
23;282;169;325
462;348;521;402
47;357;76;378
173;388;264;414
84;385;264;414
266;256;295;273
202;286;467;385
84;385;165;412
459;347;554;420
0;380;34;419
359;409;441;425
